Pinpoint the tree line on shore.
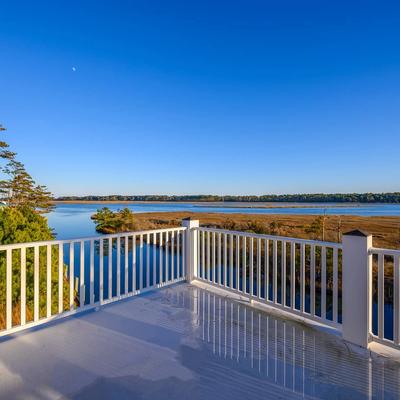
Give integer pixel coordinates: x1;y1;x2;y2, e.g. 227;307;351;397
58;192;400;203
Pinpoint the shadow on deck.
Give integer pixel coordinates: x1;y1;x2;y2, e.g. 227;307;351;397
0;283;399;399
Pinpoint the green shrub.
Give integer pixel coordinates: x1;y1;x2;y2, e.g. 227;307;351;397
0;207;70;327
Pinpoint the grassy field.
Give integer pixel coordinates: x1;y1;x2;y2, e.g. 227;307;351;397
100;211;400;249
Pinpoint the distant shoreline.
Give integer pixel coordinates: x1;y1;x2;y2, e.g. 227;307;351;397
53;200;397;209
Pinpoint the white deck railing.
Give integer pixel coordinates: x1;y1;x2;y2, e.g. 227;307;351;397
1;218;400;354
185;221;400;352
368;247;400;348
0;227;186;337
194;227;342;330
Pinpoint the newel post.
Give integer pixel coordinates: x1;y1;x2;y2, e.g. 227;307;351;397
342;230;373;348
182;218;199;282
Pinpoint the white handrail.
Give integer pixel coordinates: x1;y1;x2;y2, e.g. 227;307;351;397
0;227;187;251
195;226;342;249
369;247;400;257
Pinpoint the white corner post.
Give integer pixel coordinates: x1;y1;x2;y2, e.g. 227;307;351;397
182;218;199;282
342;230;373;348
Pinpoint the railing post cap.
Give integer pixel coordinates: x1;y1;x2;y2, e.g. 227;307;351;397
182;218;199;228
343;229;370;237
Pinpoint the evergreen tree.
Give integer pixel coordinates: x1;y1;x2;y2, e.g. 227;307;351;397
0;124;70;329
0;124;53;213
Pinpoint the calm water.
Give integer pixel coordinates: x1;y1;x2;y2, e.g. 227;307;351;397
46;202;399;342
47;202;400;240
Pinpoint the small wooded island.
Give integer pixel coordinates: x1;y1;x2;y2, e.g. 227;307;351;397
91;207;400;249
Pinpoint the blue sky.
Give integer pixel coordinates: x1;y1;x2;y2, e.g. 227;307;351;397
0;1;399;196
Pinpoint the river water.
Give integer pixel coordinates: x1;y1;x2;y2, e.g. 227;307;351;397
47;202;400;240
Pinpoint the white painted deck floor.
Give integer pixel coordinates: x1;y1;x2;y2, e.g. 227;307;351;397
1;283;400;400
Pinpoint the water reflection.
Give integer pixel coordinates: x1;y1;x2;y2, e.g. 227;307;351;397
63;239;182;306
180;286;400;399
